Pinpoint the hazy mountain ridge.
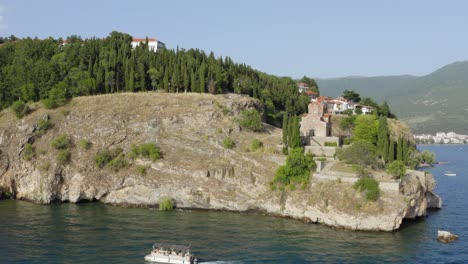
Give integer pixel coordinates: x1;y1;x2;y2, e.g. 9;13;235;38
317;61;468;134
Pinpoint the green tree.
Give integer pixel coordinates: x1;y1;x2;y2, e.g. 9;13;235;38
387;160;406;179
147;68;159;90
352;115;378;145
342;90;361;102
336;141;377;167
238;109;263;132
273;148;315;186
388;139;395;162
282;114;289;145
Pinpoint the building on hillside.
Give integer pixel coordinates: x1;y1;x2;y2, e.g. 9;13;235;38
300;101;332;138
297;82;310;93
300;99;341;157
131;38;166;51
304;90;319;100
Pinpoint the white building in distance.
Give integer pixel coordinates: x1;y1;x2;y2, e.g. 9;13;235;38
131;38;165;51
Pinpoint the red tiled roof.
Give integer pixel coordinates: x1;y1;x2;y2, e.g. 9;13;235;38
304;90;318;95
132;38;157;42
297;82;309;87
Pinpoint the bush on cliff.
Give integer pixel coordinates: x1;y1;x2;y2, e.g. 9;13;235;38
336;141;377;167
387;160;406;179
353;176;380;201
22;143;35;161
223;138;235;149
51;134;72;149
159;197;173;211
238;109;263;132
56;149;71;165
272;148;315;188
129;143;160;161
11;100;29;119
249;138;263;152
95;148;123;169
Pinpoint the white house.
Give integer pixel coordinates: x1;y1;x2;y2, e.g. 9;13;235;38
131;38;166;51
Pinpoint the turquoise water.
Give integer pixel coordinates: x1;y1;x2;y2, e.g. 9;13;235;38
0;145;467;263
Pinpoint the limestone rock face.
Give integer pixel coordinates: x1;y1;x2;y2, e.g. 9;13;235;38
0;93;440;231
401;170;442;219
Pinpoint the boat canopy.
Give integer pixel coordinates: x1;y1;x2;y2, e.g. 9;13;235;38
152;243;191;252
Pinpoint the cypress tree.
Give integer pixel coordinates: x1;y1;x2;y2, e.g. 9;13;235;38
163;71;169;92
397;137;403;161
383;135;389;162
199;63;206;93
128;68;135;92
289;116;301;149
288;115;294;148
190;71;197;93
388;139;395;162
402;138;409;165
282;114;289;146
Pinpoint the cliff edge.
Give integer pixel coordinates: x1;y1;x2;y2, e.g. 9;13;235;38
0;92;440;231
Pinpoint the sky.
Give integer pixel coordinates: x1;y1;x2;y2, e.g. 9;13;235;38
1;0;467;78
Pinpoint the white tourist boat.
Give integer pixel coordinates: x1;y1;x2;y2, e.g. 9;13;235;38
444;171;456;176
144;243;197;264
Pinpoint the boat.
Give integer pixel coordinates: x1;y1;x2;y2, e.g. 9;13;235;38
144;243;197;264
444;171;456;176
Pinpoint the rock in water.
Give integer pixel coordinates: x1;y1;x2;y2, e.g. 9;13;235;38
437;230;459;243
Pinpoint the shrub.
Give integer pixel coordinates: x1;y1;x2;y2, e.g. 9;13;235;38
249;138;263;152
37;119;52;133
95;148;123;168
107;156;128;172
353;176;380;201
130;143;161;161
342;109;353;116
137;166;147;175
22;143;35;161
238;109;263;132
51;134;72;149
11;101;29;118
223;138;235;149
387;160;406;179
336;141;377;167
38;161;50;173
79;139;92;150
343;138;352;145
159;197;174;211
42;86;68;109
273;148;315;187
324;141;338;147
56;149;71;165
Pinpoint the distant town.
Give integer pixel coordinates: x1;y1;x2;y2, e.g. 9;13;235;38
414;132;468;144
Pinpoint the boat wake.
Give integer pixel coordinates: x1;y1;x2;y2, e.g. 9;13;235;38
200;261;244;264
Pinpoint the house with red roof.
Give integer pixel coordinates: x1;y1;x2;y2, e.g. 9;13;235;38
131;38;165;51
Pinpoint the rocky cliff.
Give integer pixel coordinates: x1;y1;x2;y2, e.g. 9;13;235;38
0;92;440;231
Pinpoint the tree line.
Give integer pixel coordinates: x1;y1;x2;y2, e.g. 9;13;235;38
0;31;313;126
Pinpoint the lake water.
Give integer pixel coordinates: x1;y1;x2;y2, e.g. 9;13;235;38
0;145;467;263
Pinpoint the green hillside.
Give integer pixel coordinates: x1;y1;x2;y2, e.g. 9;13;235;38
317;61;468;134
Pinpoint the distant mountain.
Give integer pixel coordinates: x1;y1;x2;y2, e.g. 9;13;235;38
317;61;468;134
